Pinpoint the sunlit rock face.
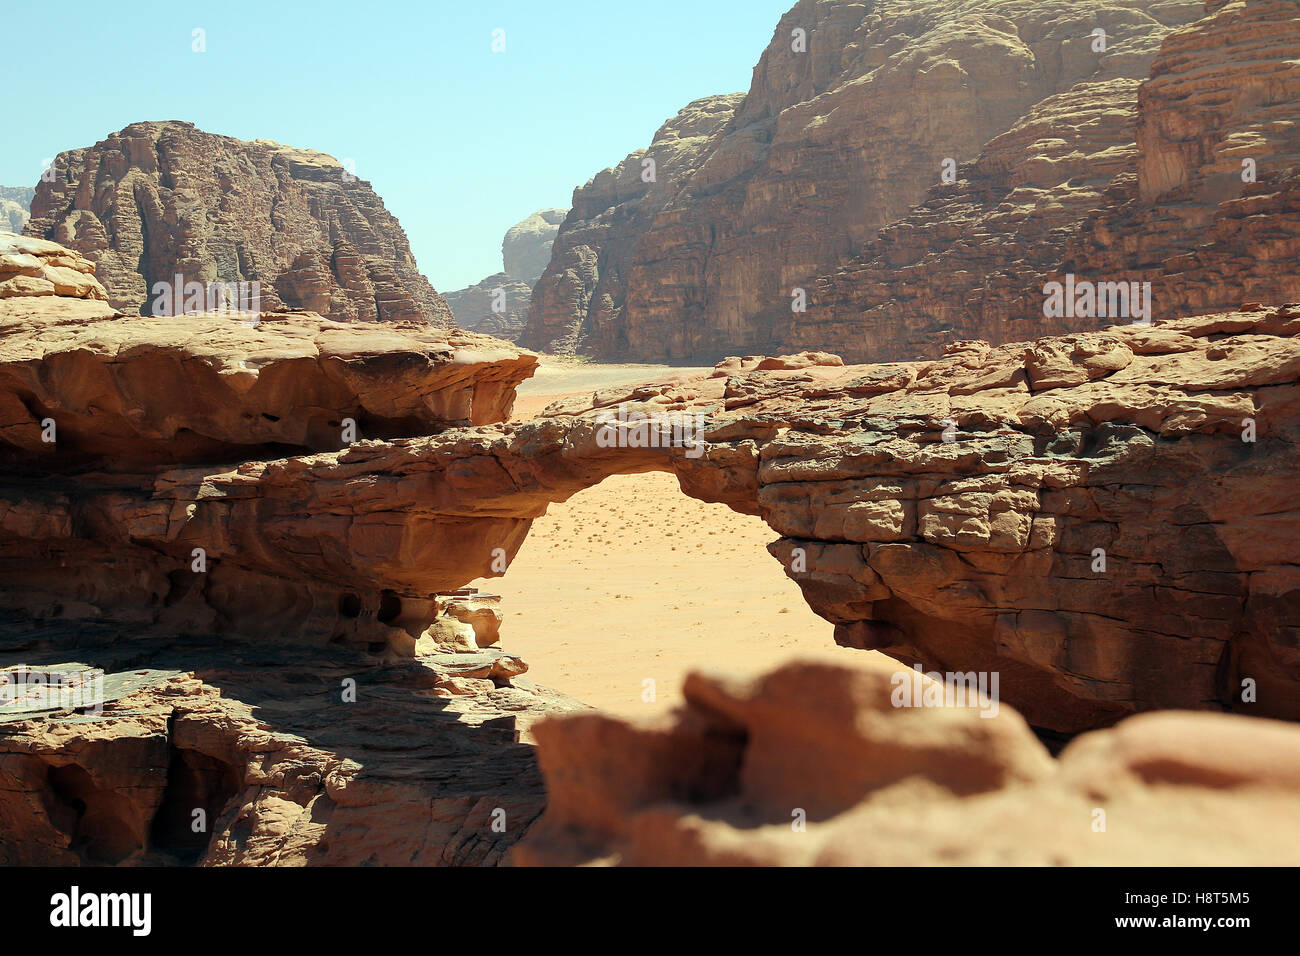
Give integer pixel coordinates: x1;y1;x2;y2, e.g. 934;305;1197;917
523;0;1300;366
25;121;453;325
523;0;1217;362
5;240;1300;866
5;248;1299;729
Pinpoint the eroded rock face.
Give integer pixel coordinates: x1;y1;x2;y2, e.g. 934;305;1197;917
522;94;743;355
0;187;33;235
10;291;1297;730
4;247;1300;863
0;623;586;866
790;0;1300;362
0;235;109;302
522;0;1207;361
445;273;533;342
0;240;539;657
512;656;1300;865
0;244;576;866
25;121;453;325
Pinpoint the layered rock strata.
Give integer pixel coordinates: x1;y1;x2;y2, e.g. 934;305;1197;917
522;94;743;355
7;261;1296;729
0;242;573;865
0;622;585;866
789;0;1300;362
4;244;1300;862
24;121;452;325
523;0;1210;360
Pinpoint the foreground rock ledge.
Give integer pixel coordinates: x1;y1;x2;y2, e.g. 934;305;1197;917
512;655;1300;866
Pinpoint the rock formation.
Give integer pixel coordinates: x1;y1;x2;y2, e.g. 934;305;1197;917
522;94;743;355
521;0;1300;365
445;273;534;342
6;246;1298;728
445;210;567;342
24;121;453;325
513;656;1300;865
4;238;1300;864
787;0;1300;362
0;187;33;235
0;629;586;866
0;239;577;865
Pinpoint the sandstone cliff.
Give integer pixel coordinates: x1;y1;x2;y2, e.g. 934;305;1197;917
4;239;1300;864
24;121;453;325
522;94;744;355
0;238;575;865
787;0;1300;362
4;246;1297;730
521;0;1300;364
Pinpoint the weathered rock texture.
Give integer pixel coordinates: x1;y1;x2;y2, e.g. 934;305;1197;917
523;0;1300;364
446;211;568;342
523;94;743;355
0;187;33;235
0;235;110;303
514;657;1300;865
24;121;453;325
0;626;586;866
445;273;533;342
4;244;1300;862
790;0;1300;362
0;242;580;865
9;265;1297;730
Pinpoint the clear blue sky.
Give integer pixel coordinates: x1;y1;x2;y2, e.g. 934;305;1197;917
1;0;792;291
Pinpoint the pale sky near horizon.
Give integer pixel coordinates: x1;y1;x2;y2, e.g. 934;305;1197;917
1;0;793;291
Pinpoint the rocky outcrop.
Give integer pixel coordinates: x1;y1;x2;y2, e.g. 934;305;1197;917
523;0;1208;360
445;273;533;342
445;211;567;341
522;94;743;355
0;235;110;302
788;0;1300;362
7;257;1296;730
513;657;1300;865
0;626;586;866
24;121;453;325
0;187;33;235
5;244;1300;862
0;241;574;865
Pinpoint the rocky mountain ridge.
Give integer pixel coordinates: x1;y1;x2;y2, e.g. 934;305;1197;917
24;121;453;325
523;0;1300;365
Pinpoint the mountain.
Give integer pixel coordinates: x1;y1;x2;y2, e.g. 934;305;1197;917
24;121;453;324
